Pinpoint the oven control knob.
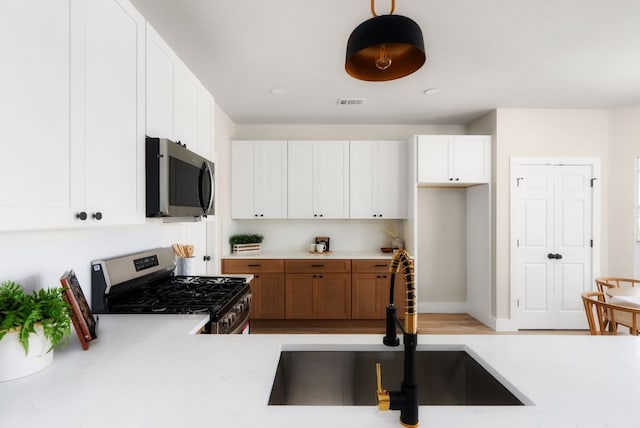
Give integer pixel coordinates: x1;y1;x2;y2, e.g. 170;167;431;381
226;312;236;326
237;302;245;313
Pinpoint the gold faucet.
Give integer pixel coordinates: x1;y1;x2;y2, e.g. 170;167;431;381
376;249;419;427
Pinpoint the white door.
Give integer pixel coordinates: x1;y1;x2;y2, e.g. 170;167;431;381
513;164;594;329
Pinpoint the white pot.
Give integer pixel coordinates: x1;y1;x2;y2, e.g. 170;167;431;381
0;325;53;382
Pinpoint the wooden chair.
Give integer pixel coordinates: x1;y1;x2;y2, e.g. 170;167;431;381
595;277;640;293
581;291;639;336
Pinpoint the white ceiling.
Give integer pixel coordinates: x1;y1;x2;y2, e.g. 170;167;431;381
130;0;640;125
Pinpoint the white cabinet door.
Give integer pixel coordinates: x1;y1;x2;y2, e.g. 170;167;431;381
317;141;349;219
287;141;316;218
258;141;288;218
349;142;376;219
231;141;287;219
197;87;215;161
146;23;175;140
83;0;145;225
173;64;199;151
288;141;349;219
350;140;407;219
452;135;490;183
417;135;451;184
0;1;79;231
376;140;407;219
417;135;490;185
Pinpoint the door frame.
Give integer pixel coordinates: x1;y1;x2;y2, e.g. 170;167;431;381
510;157;601;329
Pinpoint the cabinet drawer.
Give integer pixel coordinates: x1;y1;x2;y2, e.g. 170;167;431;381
352;259;392;273
285;259;351;273
222;259;284;273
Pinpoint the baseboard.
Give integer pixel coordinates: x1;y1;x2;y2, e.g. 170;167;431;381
492;317;518;332
417;302;468;313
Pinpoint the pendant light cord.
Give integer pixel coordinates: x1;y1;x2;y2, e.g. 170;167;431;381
371;0;395;17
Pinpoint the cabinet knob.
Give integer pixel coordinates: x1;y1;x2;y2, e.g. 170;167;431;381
455;178;460;181
379;214;383;218
254;214;259;217
373;214;377;217
314;214;318;217
319;214;323;217
260;214;264;217
449;178;454;181
76;211;87;221
92;212;103;220
203;255;211;261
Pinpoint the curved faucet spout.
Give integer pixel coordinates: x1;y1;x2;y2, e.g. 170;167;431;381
376;249;419;427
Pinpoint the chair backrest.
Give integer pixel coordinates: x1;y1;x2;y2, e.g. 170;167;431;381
581;291;640;335
595;277;640;293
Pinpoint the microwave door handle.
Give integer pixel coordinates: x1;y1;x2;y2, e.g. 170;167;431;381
202;162;214;213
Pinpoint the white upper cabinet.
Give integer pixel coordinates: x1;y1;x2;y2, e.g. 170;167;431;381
231;141;287;219
0;0;76;230
82;0;146;226
145;23;175;140
197;87;215;162
288;141;349;219
350;140;407;219
0;0;145;231
417;135;491;185
173;65;199;150
145;23;214;159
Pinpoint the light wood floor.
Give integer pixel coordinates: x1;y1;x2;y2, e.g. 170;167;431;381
251;313;589;335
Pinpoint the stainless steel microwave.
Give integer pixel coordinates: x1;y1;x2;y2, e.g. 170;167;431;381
145;137;215;218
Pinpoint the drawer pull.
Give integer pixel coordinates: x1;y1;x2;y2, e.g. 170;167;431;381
375;264;387;267
311;264;324;268
248;264;262;267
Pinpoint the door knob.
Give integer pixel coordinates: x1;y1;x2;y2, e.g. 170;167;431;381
547;253;563;259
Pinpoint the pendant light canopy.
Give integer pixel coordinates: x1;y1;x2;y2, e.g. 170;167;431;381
345;0;425;81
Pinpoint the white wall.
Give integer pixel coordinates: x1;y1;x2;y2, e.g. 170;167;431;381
608;104;640;277
473;108;610;325
416;187;467;305
234;124;466;141
213;104;236;272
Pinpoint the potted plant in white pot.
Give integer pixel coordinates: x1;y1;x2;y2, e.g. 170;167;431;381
0;280;71;382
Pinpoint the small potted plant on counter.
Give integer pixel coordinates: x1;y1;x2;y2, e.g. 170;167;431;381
229;233;264;255
0;280;71;382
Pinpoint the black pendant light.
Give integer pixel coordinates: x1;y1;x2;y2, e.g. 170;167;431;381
345;0;425;81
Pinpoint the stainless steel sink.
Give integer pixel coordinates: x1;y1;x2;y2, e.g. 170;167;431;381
269;349;526;406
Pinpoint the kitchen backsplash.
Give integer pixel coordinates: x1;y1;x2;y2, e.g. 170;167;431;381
228;219;405;253
0;222;205;300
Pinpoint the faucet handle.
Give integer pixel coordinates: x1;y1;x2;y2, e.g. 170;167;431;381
376;363;390;411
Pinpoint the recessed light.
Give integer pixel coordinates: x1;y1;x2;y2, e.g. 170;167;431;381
423;88;439;95
270;87;285;95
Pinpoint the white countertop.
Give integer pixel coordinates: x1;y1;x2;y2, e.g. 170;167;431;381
222;250;395;259
2;315;639;428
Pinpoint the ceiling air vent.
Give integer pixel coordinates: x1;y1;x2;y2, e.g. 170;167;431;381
337;97;366;105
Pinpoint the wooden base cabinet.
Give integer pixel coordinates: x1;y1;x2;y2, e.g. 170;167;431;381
284;260;351;319
352;260;405;320
221;259;285;320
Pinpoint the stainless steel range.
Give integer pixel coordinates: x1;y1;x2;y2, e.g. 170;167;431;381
91;248;251;334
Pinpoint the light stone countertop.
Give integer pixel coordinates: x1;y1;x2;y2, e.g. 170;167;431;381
1;315;639;428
